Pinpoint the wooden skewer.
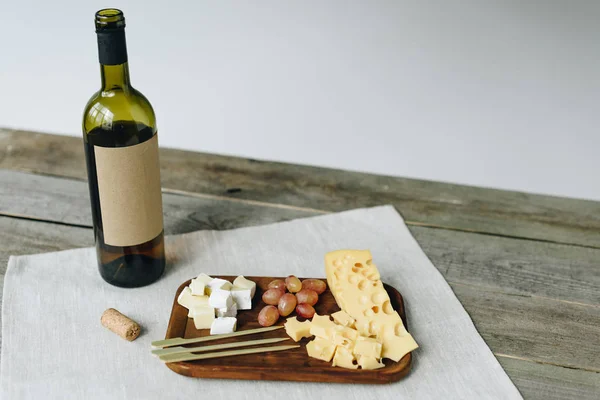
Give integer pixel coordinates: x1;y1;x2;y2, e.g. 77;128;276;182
151;326;283;348
160;344;300;363
151;337;290;357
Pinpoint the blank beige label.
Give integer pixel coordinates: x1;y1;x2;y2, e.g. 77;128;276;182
95;135;164;247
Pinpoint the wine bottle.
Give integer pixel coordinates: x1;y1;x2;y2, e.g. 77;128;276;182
82;9;165;287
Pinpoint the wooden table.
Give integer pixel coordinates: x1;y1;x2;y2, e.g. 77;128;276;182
1;128;598;398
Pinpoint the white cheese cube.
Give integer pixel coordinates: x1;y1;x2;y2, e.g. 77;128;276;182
210;317;237;335
230;288;253;310
196;273;214;285
192;306;215;330
177;287;195;310
216;302;238;318
189;278;207;296
209;288;234;309
207;278;233;294
187;298;211;317
233;276;256;298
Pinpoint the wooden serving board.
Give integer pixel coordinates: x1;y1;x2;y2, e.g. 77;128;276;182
164;276;413;384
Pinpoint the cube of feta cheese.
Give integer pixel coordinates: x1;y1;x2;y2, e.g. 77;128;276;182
210;317;237;335
195;273;213;285
216;302;238;318
233;276;256;298
189;278;207;296
191;306;215;330
209;288;234;309
207;278;233;294
187;297;211;317
177;287;195;309
230;288;253;310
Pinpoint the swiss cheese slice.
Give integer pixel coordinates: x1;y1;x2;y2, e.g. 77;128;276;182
325;250;418;362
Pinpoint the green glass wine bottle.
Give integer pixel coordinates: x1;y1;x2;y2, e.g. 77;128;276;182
82;9;165;287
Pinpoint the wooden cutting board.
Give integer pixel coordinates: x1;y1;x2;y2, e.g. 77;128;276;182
163;275;413;384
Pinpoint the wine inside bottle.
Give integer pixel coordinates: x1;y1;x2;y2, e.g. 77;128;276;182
82;9;165;287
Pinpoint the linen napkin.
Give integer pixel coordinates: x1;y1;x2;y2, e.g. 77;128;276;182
1;206;522;399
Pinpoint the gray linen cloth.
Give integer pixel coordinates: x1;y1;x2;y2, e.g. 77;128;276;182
1;206;521;399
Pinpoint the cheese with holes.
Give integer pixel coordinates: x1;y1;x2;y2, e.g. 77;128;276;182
358;355;385;370
331;325;358;350
306;337;336;362
191;306;215;330
189;278;207;296
309;314;337;339
331;310;355;328
332;346;358;369
233;276;257;298
325;249;418;362
353;336;382;359
284;317;312;342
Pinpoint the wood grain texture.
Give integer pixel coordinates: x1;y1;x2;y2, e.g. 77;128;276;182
2;128;600;247
1;216;598;397
450;283;600;372
498;357;600;400
3;170;599;306
165;277;411;383
0;170;316;234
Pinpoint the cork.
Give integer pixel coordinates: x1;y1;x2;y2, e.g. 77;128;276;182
101;308;141;341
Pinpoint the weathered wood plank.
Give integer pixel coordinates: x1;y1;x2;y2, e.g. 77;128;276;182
1;216;598;398
451;282;600;372
0;169;317;235
498;357;600;400
412;228;600;305
2;129;600;247
3;170;599;306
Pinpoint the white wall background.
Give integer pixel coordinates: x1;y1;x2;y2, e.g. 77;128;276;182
1;1;599;200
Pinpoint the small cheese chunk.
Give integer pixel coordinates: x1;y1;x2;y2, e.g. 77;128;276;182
284;317;312;342
191;306;215;330
331;311;355;328
177;287;195;309
353;336;382;359
331;325;358;349
209;288;234;309
309;314;336;339
306;338;336;362
210;317;237;335
216;302;238;318
187;296;210;317
233;276;256;298
230;288;253;310
195;273;214;285
189;278;207;296
208;278;233;293
358;356;385;370
381;331;419;362
332;346;358;369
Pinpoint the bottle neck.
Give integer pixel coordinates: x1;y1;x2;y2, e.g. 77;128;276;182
101;62;131;91
96;26;130;91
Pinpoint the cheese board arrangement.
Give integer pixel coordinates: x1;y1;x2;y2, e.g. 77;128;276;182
151;250;419;384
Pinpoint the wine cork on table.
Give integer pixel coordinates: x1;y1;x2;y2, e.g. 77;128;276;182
101;308;141;341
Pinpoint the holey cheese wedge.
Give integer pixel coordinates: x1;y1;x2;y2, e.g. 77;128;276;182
325;250;418;362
